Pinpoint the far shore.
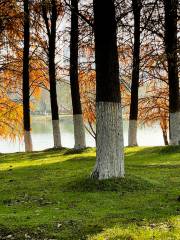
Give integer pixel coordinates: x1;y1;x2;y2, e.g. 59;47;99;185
32;114;73;121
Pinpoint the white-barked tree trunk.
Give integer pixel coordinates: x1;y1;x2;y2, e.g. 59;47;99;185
169;112;180;145
24;130;33;152
92;102;124;179
52;119;62;148
73;114;86;149
128;120;138;146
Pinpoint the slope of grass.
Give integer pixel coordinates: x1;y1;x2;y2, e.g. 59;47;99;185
0;146;179;239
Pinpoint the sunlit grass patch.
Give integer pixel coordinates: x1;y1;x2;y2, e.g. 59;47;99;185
89;217;180;240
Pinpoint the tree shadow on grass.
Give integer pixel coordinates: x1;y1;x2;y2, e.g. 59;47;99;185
63;147;95;155
125;145;180;156
0;221;103;240
0;148;94;165
62;174;157;193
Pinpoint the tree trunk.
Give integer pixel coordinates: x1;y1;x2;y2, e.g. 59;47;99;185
91;0;124;180
128;0;141;147
70;0;86;149
48;0;62;148
23;0;32;152
164;0;180;145
162;129;169;146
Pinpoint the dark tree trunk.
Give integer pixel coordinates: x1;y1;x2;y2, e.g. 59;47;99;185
162;130;169;146
128;0;141;147
70;0;86;149
23;0;32;152
49;0;61;148
91;0;124;179
42;0;61;148
164;0;180;145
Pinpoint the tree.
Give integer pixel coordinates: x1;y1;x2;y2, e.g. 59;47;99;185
41;0;62;148
79;68;96;139
23;0;33;152
91;0;124;179
0;97;23;141
128;0;142;146
70;0;86;149
138;86;169;146
0;0;48;146
163;0;180;145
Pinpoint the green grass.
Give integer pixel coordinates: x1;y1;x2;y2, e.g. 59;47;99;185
0;146;179;239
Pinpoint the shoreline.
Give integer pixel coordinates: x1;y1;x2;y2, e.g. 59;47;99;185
31;114;73;121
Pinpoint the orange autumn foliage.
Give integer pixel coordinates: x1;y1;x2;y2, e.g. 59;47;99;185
0;97;23;140
79;69;96;125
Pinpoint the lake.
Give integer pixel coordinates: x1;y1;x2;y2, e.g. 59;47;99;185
0;115;165;153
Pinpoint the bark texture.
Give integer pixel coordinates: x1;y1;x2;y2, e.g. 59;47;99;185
92;102;124;179
73;114;86;149
24;131;33;152
92;0;124;179
23;0;33;152
169;112;180;145
52;120;62;148
128;0;141;147
164;0;180;145
70;0;86;149
128;120;138;146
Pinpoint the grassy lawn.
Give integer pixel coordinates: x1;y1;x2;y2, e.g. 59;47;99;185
0;146;179;239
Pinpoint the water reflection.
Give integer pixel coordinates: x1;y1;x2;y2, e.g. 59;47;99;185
0;116;165;153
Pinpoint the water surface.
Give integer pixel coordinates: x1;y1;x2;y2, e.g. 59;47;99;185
0;116;165;153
